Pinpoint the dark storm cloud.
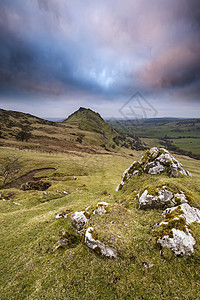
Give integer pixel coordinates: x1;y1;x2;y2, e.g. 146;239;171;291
0;0;200;108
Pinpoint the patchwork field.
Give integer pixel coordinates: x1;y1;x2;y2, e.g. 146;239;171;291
108;118;200;159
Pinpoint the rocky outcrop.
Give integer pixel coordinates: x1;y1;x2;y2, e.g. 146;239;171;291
93;202;110;215
116;147;192;191
70;202;110;232
154;203;200;256
139;187;188;209
20;180;51;191
85;227;117;258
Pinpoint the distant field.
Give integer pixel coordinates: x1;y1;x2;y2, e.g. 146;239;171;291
170;138;200;155
108;118;200;157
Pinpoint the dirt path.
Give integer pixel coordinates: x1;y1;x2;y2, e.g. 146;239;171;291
5;167;56;189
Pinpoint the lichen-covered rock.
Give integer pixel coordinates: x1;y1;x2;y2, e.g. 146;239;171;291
20;180;51;191
116;147;192;191
139;188;188;209
163;203;200;225
154;203;200;256
157;228;196;256
116;161;140;191
70;211;88;232
85;227;117;258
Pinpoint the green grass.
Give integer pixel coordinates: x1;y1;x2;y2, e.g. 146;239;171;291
170;138;200;155
0;148;200;299
108;118;200;156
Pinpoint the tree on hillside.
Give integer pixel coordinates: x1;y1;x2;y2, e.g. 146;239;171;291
16;129;32;142
0;156;23;188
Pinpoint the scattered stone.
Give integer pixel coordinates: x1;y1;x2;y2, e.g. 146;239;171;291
85;227;117;258
56;210;71;219
70;211;88;232
139;188;188;209
52;231;79;251
116;147;192;191
20;181;51;191
143;262;154;269
84;202;110;218
93;202;109;215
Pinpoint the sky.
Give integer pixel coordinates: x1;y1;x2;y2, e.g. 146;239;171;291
0;0;200;120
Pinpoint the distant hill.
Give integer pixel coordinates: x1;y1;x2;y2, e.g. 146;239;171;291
0;107;146;154
64;107;117;140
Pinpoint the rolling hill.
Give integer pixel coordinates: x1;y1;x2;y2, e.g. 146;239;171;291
0;107;145;154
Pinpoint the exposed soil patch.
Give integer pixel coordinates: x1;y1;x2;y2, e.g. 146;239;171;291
5;167;56;189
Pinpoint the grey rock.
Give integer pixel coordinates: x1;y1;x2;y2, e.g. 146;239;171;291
138;188;186;209
163;203;200;225
156;203;200;256
116;147;192;191
70;211;88;232
85;227;117;258
157;228;196;256
93;202;109;215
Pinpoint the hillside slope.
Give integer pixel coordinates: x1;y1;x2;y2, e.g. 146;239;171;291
0;147;200;299
64;107;115;137
65;107;146;151
0;108;116;154
0;107;145;154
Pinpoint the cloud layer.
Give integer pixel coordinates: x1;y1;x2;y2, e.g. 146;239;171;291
0;0;199;117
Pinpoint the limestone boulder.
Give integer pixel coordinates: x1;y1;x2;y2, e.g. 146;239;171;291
116;147;192;191
93;202;110;215
158;228;196;256
155;203;200;256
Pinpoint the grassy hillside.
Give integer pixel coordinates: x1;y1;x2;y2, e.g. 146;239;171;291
64;107;116;137
0;148;200;299
0;108;146;154
0;108;116;154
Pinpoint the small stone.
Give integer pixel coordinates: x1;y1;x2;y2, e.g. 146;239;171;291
93;202;109;215
70;211;88;232
85;227;117;258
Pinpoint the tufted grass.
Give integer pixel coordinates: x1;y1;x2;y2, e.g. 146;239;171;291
0;148;200;299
